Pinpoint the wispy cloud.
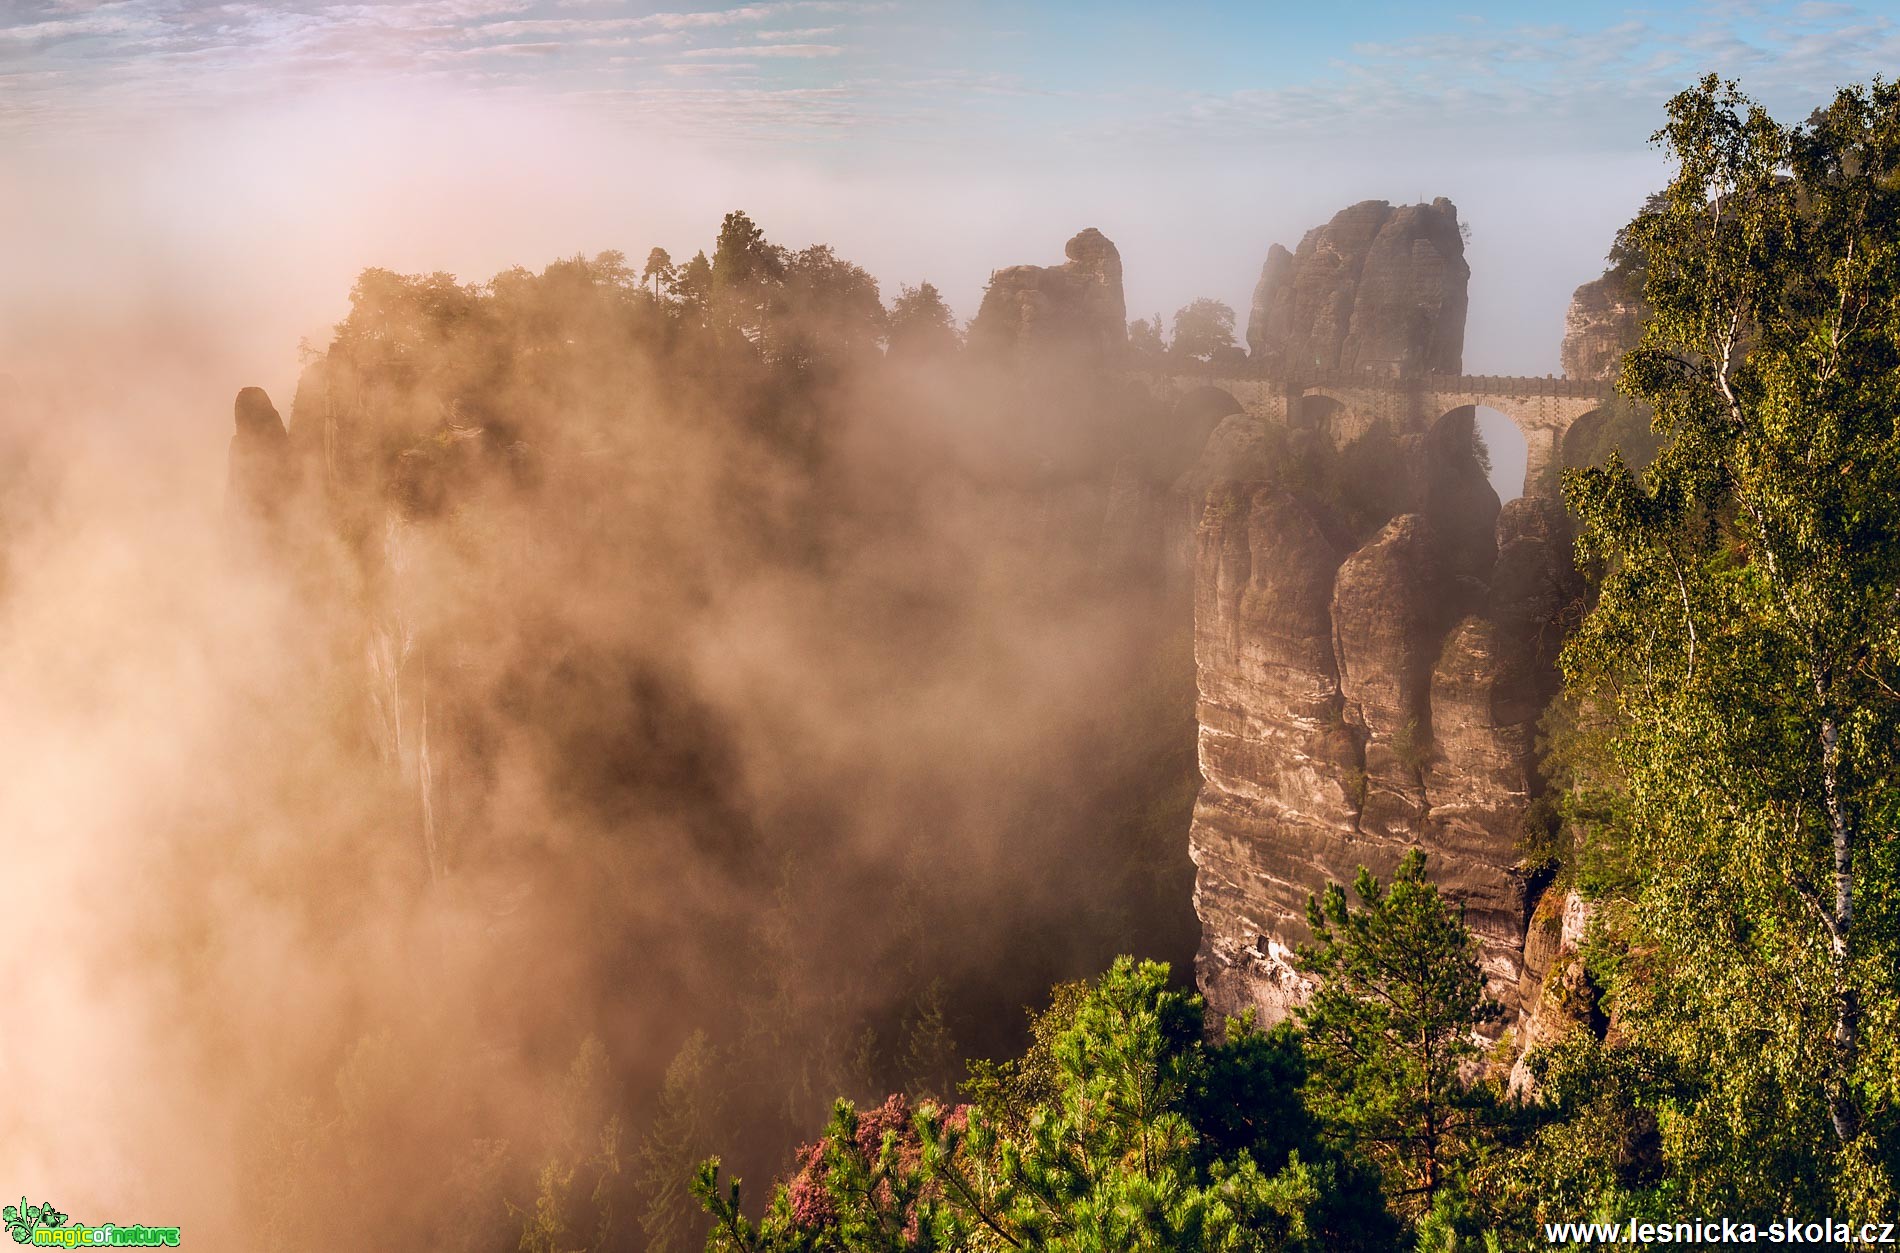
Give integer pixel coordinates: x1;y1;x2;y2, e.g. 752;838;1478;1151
754;27;840;40
1117;5;1900;151
557;1;881;31
681;43;844;58
0;0;1893;153
661;62;757;76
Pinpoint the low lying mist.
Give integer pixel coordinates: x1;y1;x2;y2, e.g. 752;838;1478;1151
0;224;1201;1249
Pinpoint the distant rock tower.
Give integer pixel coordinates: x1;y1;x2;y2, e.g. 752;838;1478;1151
1560;274;1644;381
1247;199;1469;377
226;386;295;530
970;227;1127;356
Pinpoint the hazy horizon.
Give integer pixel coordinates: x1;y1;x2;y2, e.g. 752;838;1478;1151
7;0;1898;422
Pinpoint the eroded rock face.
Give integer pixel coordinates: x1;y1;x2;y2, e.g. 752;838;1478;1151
1191;480;1356;1019
1247;199;1469;377
1561;274;1644;381
971;228;1127;355
1509;889;1602;1093
1188;419;1580;1026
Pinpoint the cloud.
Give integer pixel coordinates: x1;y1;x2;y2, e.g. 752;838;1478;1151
662;62;758;76
0;10;148;45
467;40;563;57
572;80;867;133
755;27;840;40
560;1;880;32
2;0;1893;161
1113;3;1899;154
682;43;844;58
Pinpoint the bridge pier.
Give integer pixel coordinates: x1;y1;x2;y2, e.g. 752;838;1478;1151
1520;425;1561;500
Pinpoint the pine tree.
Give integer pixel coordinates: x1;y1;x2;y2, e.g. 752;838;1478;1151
698;959;1328;1251
1294;851;1506;1220
635;1032;726;1253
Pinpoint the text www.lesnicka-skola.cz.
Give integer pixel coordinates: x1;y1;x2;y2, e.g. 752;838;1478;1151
1546;1219;1898;1246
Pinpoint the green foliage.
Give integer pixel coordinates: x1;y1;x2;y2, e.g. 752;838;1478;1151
1390;718;1433;775
1490;1034;1682;1237
700;958;1372;1251
1296;850;1508;1221
513;1035;626;1253
645;247;678;301
1559;396;1662;479
889;282;962;359
899;980;958;1102
1516;791;1565;884
959;981;1089;1136
713;208;787;338
1127;314;1166;357
335;267;484;360
777;245;887;366
677;249;715;319
1169;299;1237;363
637;1031;727;1253
697;1095;957;1253
1560;74;1900;1213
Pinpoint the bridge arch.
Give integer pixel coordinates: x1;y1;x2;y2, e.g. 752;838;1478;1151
1422;406;1508;575
1561;406;1609;470
1162;386;1249;478
1292;390;1345;434
1466;406;1530;502
1432;402;1548;500
1173;385;1245;426
1299;385;1354;410
1299;385;1383;444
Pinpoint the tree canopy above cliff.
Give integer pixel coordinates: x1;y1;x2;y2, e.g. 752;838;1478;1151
1563;72;1900;1217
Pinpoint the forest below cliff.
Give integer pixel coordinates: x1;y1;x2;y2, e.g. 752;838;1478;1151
4;74;1895;1253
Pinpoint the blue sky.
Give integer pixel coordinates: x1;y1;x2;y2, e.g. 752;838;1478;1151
4;0;1898;409
7;1;1892;148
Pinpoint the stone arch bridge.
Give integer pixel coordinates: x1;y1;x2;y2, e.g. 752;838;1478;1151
1137;367;1615;499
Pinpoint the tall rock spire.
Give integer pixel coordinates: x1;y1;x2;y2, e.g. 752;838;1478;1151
1247;199;1469;377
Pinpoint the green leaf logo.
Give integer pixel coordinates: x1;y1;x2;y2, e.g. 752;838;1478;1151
4;1197;69;1244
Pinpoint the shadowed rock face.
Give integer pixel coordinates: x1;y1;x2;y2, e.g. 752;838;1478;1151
1561;274;1645;381
1188;412;1581;1026
971;228;1127;356
1247;199;1469;377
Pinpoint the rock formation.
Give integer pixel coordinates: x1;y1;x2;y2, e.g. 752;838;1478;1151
971;228;1126;355
1187;410;1581;1026
226;386;295;529
1509;889;1602;1092
1560;273;1644;381
1247;199;1469;377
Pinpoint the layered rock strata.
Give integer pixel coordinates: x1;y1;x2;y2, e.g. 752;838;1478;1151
1247;200;1469;377
1188;413;1580;1024
1560;273;1645;382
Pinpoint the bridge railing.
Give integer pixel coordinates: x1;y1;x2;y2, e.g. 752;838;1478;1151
1144;361;1613;400
1425;373;1614;400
